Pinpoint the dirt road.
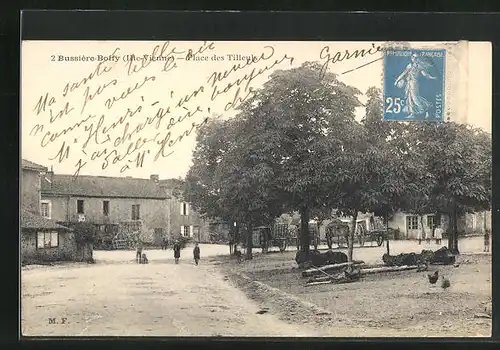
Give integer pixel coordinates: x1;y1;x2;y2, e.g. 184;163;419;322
21;257;320;337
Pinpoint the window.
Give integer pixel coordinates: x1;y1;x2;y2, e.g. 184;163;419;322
181;225;190;237
77;200;85;214
406;216;419;230
37;232;59;249
40;200;51;219
180;202;189;216
103;201;110;216
132;204;140;220
427;215;436;229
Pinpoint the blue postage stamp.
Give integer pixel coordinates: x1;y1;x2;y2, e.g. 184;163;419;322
383;48;445;121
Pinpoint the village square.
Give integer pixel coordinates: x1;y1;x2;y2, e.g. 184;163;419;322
20;42;492;338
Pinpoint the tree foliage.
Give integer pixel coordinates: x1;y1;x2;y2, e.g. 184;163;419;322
185;63;491;262
402;122;492;253
60;222;99;244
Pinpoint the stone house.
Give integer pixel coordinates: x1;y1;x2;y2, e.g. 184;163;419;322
287;209;491;241
159;178;212;243
41;173;171;247
387;211;491;239
20;159;80;264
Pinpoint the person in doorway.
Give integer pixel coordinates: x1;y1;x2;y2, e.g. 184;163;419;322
484;230;490;252
136;240;144;263
193;243;201;265
434;224;443;245
173;240;181;264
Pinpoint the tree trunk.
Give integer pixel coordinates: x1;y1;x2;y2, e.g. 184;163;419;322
448;209;460;255
420;215;427;241
447;212;454;251
347;211;358;263
234;224;239;254
453;210;459;254
300;206;310;255
246;224;253;260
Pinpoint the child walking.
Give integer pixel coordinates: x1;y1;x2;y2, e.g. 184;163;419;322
193;243;200;265
484;231;490;252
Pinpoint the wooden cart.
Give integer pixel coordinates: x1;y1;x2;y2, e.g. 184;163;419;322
324;218;386;248
247;223;292;253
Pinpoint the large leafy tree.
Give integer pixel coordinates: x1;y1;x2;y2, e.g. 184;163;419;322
406;122;491;254
187;62;362;257
323;87;412;263
184;118;235;224
185;116;286;259
239;62;362;255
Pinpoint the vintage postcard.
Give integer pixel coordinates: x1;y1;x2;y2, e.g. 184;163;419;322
20;41;492;337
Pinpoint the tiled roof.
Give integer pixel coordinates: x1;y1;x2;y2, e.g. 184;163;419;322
22;159;47;172
21;209;71;231
41;174;168;199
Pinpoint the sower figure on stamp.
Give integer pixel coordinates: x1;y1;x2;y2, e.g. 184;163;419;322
394;53;437;119
173;240;181;264
136;240;144;263
193;242;200;265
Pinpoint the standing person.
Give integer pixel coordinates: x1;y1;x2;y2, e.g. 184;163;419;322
193;243;201;265
136;240;144;263
434;224;443;245
173;240;181;264
484;230;490;252
425;228;431;244
417;229;422;245
162;236;169;250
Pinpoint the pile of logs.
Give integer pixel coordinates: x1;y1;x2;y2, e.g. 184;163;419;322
303;261;421;286
382;247;455;267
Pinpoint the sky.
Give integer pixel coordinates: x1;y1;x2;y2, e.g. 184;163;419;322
21;41;492;180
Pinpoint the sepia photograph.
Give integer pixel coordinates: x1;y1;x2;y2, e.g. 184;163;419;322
20;40;492;337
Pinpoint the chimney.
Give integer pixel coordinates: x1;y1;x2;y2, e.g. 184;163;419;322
150;174;159;182
48;165;54;188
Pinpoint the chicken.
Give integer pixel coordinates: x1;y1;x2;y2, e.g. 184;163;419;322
427;270;439;284
441;276;451;289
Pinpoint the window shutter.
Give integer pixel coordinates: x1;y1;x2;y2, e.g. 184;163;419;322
48;201;52;219
37;232;44;248
180;225;184;236
186;203;189;216
180;202;184;215
189;225;193;237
